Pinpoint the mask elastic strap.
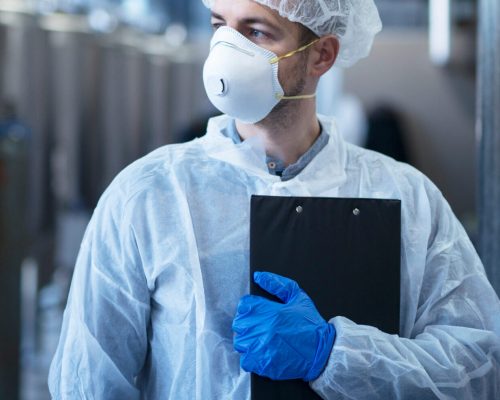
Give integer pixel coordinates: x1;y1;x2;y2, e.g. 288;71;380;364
269;39;320;64
276;93;317;100
270;39;320;101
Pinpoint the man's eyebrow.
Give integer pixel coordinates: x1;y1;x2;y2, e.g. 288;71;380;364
211;12;225;20
210;12;281;32
241;17;281;32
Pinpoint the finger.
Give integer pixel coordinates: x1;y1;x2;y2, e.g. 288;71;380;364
233;328;260;354
232;317;253;335
233;336;247;353
253;271;300;303
240;348;260;374
235;295;254;316
232;295;273;333
240;348;272;378
233;295;264;320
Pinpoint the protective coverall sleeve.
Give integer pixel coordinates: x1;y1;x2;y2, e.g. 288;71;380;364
310;182;500;399
48;188;151;399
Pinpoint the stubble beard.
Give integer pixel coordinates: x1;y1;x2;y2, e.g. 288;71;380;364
256;52;309;132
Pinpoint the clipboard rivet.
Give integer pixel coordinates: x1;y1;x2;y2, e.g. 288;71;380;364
353;208;361;216
296;206;303;214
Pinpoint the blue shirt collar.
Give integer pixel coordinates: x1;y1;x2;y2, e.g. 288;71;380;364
222;119;330;182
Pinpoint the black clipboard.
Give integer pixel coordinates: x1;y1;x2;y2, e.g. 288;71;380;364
250;195;401;400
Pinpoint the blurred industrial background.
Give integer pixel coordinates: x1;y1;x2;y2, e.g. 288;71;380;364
0;0;499;399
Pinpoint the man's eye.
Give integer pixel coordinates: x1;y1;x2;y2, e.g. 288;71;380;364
249;29;267;39
211;23;224;31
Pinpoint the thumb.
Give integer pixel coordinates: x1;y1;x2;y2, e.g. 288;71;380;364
253;271;300;303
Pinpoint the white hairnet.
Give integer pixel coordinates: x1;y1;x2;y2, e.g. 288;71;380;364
202;0;382;67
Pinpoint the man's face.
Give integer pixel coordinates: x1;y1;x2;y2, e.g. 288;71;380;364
210;0;310;105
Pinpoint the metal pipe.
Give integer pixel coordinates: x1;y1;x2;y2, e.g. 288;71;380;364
477;0;500;294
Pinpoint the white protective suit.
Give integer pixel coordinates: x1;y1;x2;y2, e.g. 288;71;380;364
49;115;500;399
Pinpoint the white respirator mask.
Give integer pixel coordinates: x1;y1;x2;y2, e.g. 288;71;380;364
203;26;318;124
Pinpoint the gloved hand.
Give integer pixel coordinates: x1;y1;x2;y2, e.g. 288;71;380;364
232;271;336;382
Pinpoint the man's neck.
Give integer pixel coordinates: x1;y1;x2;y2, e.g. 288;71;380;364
235;100;320;167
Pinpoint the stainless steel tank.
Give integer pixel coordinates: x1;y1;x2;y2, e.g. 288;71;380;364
0;10;51;238
39;14;94;208
97;27;148;191
143;35;213;148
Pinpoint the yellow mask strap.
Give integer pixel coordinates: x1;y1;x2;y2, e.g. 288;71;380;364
276;93;317;100
270;39;320;101
269;39;320;65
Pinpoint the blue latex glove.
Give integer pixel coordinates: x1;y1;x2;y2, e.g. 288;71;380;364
232;271;336;381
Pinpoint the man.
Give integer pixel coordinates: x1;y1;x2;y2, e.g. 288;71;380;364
49;0;500;398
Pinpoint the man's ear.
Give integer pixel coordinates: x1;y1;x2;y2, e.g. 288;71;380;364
308;35;340;78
